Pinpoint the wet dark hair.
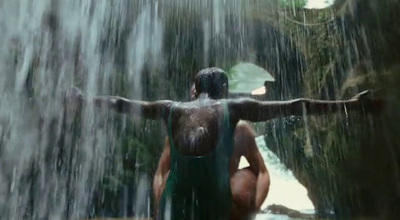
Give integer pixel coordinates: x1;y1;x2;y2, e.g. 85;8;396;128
194;67;229;99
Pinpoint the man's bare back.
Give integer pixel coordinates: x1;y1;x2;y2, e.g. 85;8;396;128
167;98;234;156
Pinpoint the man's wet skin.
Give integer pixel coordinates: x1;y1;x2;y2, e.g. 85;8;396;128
153;85;270;220
169;98;234;156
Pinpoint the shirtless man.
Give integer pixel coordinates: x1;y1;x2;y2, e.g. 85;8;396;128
65;67;382;220
153;82;270;220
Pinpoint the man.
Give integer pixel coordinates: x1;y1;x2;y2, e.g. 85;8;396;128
153;83;270;220
66;67;383;220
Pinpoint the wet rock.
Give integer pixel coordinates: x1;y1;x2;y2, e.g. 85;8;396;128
261;204;314;219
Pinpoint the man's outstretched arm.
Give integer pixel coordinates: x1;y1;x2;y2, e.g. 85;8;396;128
65;87;173;120
92;96;173;120
229;90;384;122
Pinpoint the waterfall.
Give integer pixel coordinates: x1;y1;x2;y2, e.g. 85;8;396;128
0;0;249;218
0;0;164;218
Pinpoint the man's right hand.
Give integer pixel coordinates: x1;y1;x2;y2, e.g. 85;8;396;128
350;90;385;113
350;90;370;101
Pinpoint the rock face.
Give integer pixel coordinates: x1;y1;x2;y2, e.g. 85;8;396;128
264;0;400;219
262;204;314;219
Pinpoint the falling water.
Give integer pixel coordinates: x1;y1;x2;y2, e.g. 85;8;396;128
0;0;261;219
0;0;165;218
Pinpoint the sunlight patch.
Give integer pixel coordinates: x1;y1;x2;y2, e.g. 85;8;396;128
305;0;335;9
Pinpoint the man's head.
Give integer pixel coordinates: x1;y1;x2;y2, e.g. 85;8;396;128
193;67;229;99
